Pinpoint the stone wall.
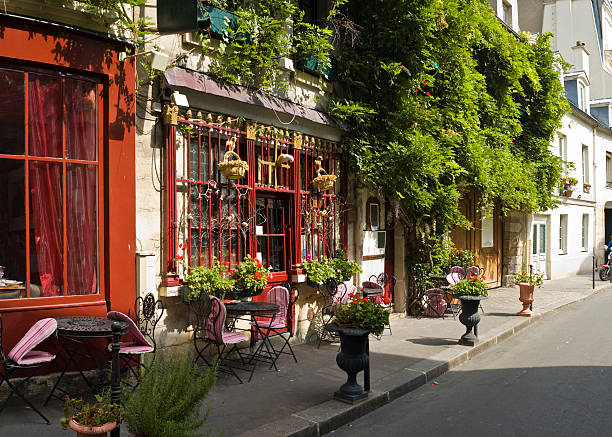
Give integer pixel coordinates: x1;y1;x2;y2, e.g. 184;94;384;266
502;211;529;286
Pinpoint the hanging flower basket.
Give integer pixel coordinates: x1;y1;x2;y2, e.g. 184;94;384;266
219;150;249;180
312;170;337;191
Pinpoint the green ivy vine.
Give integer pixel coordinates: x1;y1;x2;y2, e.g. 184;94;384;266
331;0;568;310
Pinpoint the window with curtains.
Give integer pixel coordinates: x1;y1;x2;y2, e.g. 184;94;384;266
0;66;101;299
171;117;345;277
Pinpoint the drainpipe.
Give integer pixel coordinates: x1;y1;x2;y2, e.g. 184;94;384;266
593;125;598;261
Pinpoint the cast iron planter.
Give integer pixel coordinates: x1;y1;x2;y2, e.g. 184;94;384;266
454;295;487;346
326;323;370;403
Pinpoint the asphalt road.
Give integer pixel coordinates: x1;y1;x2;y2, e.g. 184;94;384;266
332;288;612;437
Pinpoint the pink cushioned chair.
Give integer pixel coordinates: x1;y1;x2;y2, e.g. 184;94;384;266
193;296;249;383
0;314;57;423
318;282;356;349
251;284;299;371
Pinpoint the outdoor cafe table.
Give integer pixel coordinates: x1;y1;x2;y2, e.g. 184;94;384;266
45;316;127;434
224;301;280;381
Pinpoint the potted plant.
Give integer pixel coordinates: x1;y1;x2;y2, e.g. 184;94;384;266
561;176;578;197
303;256;336;288
61;395;121;437
326;294;390;403
329;250;362;282
583;182;591;193
446;248;475;270
451;274;488;346
184;258;235;301
513;269;544;317
231;255;270;299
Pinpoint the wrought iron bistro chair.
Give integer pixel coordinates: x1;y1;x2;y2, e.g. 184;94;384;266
251;283;299;367
317;280;356;349
107;292;165;386
193;295;249;383
442;266;465;319
423;288;447;318
0;314;57;423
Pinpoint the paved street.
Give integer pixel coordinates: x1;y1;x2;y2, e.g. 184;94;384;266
333;288;612;437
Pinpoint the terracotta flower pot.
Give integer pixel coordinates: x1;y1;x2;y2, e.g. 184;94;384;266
517;283;534;317
69;419;117;437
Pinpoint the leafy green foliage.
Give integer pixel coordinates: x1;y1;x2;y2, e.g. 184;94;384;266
123;355;217;437
303;257;336;285
333;294;390;336
185;258;235;300
513;269;544;287
329;250;362;281
61;395;121;429
333;0;568;309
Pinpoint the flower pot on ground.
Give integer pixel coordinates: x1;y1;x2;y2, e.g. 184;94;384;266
451;274;488;346
326;324;370;403
325;295;389;403
513;270;544;316
61;396;121;437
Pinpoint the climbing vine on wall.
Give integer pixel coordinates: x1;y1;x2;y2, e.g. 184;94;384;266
331;0;568;309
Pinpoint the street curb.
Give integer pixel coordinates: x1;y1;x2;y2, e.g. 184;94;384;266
235;285;611;437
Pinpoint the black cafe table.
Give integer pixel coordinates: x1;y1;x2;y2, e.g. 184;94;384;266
224;301;279;381
45;316;127;434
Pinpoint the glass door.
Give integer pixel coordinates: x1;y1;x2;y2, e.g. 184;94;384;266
532;221;548;277
255;195;291;282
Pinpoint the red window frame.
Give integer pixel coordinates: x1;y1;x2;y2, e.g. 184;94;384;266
0;63;105;309
166;117;347;282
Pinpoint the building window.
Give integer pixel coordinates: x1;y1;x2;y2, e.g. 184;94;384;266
559;214;568;254
558;134;567;161
582;214;589;250
481;207;494;248
170;118;345;279
578;83;587;110
502;1;512;26
366;197;380;231
0;66;101;299
582;145;589;185
606;152;612;188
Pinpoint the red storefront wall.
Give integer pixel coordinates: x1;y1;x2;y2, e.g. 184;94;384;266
0;15;136;371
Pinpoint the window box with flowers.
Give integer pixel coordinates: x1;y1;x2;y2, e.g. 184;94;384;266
451;274;488;346
231;255;271;299
182;258;235;301
326;293;390;403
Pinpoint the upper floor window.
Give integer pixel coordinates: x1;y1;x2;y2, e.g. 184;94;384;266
578;83;587;110
558;134;567;161
366;197;381;231
0;66;102;299
502;1;512;27
582;145;590;185
559;214;568;254
607;152;612;188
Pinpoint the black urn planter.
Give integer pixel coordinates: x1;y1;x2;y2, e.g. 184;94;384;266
454;295;487;346
326;324;370;403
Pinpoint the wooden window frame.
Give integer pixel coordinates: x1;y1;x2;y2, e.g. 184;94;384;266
0;63;105;309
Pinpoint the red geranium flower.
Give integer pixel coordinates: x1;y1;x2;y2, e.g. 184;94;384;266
482;275;486;280
254;271;262;280
426;92;431;97
255;258;262;268
414;87;419;93
222;261;230;266
383;297;390;305
178;242;187;250
176;255;184;261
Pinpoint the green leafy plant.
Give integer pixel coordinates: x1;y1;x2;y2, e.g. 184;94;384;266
303;257;336;286
329;250;362;281
333;293;390;336
452;275;488;297
232;255;270;291
60;394;121;429
185;258;235;300
447;248;476;270
513;269;544;287
122;355;217;437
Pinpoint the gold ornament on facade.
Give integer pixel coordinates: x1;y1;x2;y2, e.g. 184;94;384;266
246;121;257;140
218;137;249;180
311;155;337;191
163;103;179;125
293;132;302;150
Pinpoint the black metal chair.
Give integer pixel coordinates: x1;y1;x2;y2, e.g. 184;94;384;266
363;273;395;335
317;280;356;348
107;292;164;387
0;314;57;423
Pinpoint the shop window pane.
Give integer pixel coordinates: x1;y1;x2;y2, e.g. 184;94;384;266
67;164;98;295
269;236;285;272
29;161;63;297
0;69;25;156
257;236;268;268
269;199;283;234
0;160;26;298
65;80;98;161
29;74;62;158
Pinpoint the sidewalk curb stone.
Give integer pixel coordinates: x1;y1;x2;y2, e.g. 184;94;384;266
235;285;611;437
